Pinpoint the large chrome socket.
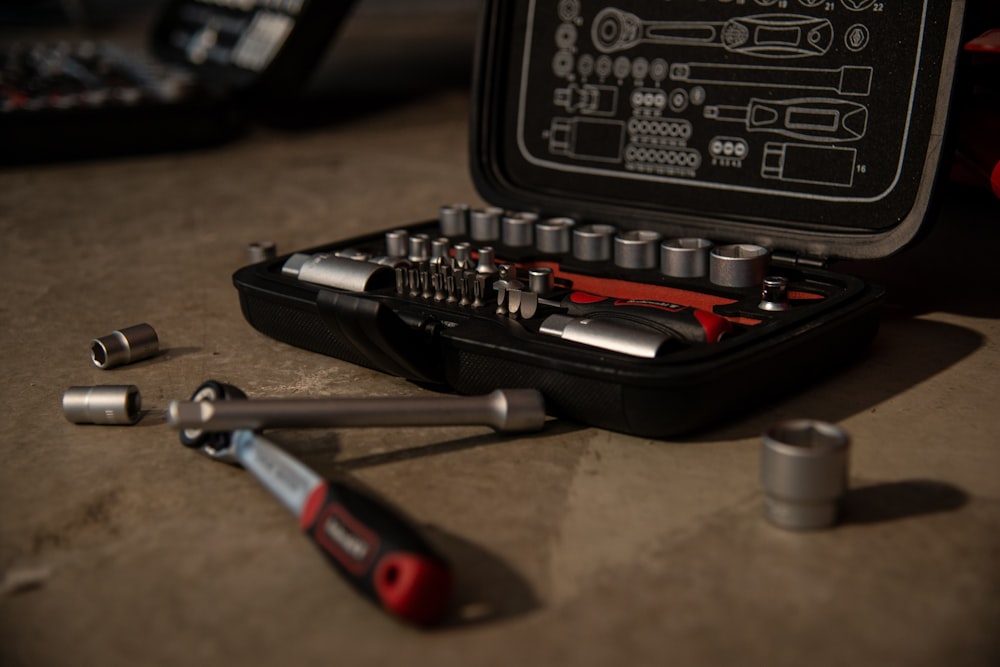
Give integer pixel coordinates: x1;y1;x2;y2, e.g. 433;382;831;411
439;203;470;236
710;244;770;287
572;224;617;261
535;218;576;254
614;230;662;269
470;207;504;242
661;237;713;278
760;420;850;530
502;212;538;247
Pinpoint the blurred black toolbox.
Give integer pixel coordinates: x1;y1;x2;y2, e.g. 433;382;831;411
0;0;355;164
233;0;973;437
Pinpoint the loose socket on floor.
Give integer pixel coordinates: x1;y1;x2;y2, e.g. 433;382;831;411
760;419;850;530
63;385;142;425
90;323;159;369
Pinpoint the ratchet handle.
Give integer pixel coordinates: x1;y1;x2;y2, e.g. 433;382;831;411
300;480;451;626
560;292;732;343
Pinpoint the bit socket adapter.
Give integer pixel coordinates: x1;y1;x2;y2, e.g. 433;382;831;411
760;419;850;530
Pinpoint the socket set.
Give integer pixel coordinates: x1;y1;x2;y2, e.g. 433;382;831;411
233;0;970;436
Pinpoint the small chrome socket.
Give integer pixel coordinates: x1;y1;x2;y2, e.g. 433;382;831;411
408;234;431;263
385;229;410;258
760;419;850;530
572;224;617;261
63;385;142;425
660;237;713;278
470;207;504;242
502;212;538;247
439;203;470;236
246;241;277;263
527;267;555;295
535;217;576;254
614;230;662;269
759;276;791;311
91;323;159;370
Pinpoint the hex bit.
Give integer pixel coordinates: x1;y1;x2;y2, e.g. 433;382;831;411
167;389;547;433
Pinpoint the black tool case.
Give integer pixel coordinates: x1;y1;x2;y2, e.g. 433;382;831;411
233;0;970;437
1;0;356;163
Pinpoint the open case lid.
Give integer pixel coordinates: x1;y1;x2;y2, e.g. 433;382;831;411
150;0;357;99
471;0;970;261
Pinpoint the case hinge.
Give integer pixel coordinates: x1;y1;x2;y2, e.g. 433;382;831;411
770;251;829;270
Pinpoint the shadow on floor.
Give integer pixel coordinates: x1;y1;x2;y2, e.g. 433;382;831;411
841;479;969;525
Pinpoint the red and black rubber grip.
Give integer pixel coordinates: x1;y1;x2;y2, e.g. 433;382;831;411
300;480;452;626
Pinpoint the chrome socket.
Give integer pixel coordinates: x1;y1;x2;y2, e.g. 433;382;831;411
502;212;538;247
407;233;431;262
759;276;791;311
384;229;410;258
572;224;617;261
63;385;142;425
470;207;503;242
527;267;555;295
535;217;576;254
710;244;770;287
439;203;469;236
660;237;712;278
614;230;662;269
91;323;159;370
246;241;277;263
760;420;850;530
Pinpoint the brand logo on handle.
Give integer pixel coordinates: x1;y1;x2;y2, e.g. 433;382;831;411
314;504;379;575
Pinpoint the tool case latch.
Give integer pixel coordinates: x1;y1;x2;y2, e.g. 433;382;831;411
315;290;445;384
770;251;829;270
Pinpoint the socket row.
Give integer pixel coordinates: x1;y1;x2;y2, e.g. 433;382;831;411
432;204;770;289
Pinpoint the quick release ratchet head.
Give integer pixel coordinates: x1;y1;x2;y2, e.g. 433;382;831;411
173;379;249;461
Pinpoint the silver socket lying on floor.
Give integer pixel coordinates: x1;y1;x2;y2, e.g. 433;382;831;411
760;419;850;530
91;323;159;369
63;385;142;425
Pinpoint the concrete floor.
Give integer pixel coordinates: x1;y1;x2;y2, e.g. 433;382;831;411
1;8;999;667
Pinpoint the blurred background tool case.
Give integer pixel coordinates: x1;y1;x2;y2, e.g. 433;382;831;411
233;0;971;437
0;0;356;163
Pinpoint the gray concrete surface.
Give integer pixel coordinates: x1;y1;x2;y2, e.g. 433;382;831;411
1;10;999;667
